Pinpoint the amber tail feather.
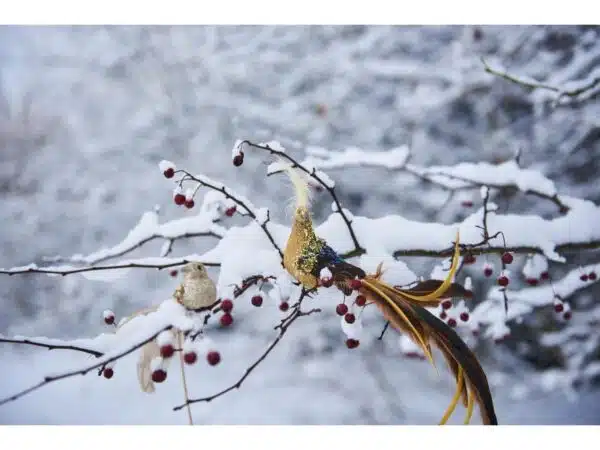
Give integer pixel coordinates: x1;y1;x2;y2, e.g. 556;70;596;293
359;278;498;425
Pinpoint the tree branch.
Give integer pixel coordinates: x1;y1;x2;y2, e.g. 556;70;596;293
0;259;220;276
0;336;103;357
239;140;365;256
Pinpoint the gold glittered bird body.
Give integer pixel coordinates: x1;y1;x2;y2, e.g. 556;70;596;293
279;162;498;425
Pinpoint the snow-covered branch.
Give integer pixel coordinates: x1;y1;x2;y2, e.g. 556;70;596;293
302;144;570;211
482;57;600;105
48;209;226;266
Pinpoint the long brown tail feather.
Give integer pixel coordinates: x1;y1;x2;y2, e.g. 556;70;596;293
412;304;498;425
359;280;497;425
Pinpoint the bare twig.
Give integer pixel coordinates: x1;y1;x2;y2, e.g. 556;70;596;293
0;337;103;357
0;259;220;276
239;140;365;257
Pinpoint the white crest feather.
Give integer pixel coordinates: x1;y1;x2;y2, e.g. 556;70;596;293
276;156;312;211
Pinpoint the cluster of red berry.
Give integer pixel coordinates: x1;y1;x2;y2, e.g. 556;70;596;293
100;310;222;382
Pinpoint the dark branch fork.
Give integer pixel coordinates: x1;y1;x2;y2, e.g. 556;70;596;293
239;140;365;257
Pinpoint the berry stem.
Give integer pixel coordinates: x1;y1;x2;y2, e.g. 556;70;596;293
177;331;193;426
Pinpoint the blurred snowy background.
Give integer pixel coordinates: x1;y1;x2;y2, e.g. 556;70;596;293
1;25;600;424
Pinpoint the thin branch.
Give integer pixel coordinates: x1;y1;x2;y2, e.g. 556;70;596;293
240;140;365;256
0;259;220;276
174;288;320;410
0;326;173;407
0;337;103;357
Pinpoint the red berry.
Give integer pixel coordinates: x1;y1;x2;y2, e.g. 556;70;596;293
103;367;114;379
580;274;589;282
554;303;564;313
497;276;509;287
439;311;447;320
151;369;167;383
447;318;457;328
206;351;221;366
461;200;473;208
251;295;263;307
225;206;236;217
174;193;186;205
320;277;334;288
464;254;476;264
405;351;424;360
279;302;289;312
233;153;244;167
355;295;367;307
220;313;233;327
104;315;115;326
541;271;550;280
345;338;360;349
349;279;362;290
526;278;539;286
344;313;356;324
220;299;233;313
589;272;597;281
184;351;198;365
563;311;572;320
501;252;513;265
170;270;178;277
460;312;470;322
163;168;175;178
160;344;175;358
484;267;493;277
335;303;348;316
442;299;452;310
184;199;195;209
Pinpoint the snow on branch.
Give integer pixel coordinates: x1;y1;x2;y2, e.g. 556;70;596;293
0;297;193;407
482;57;600;105
300;143;569;211
60;209;226;265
